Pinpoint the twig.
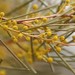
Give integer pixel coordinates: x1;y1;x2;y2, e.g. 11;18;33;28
30;37;35;61
50;44;75;74
6;4;58;20
0;39;37;74
0;66;27;71
38;0;55;13
0;39;29;70
7;31;27;52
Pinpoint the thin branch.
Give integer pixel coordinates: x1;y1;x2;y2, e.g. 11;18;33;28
38;0;55;13
50;44;75;74
30;37;35;61
0;39;29;70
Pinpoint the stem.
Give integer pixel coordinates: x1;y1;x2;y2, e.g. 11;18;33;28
30;37;35;61
6;29;37;73
55;60;75;62
49;63;55;72
25;2;32;19
50;44;75;74
0;39;29;70
48;55;75;58
55;60;71;71
7;31;27;52
25;18;69;31
62;48;75;55
0;66;27;71
7;4;58;20
38;0;55;13
0;39;37;74
65;30;73;39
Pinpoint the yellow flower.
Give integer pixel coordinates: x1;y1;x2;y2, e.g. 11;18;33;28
55;46;61;53
25;36;30;41
60;36;65;41
34;19;39;23
42;17;48;22
12;36;18;43
3;25;8;30
23;26;28;30
17;53;23;58
7;20;12;24
13;25;18;30
53;35;58;41
45;27;51;32
39;33;46;38
0;12;5;17
13;38;18;43
46;31;52;36
47;57;53;63
63;39;67;43
17;33;23;39
12;20;17;25
32;4;38;10
66;0;70;3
